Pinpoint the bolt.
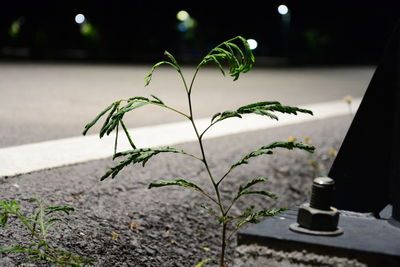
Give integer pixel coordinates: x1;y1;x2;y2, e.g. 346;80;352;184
289;177;343;235
310;177;335;211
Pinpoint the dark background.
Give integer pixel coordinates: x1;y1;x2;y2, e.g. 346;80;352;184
1;1;399;65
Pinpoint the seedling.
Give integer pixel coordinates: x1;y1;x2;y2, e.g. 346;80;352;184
83;36;315;266
0;198;93;266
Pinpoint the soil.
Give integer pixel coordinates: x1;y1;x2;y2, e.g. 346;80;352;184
0;115;362;266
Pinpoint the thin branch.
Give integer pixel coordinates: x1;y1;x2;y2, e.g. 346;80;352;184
199;121;217;140
223;196;239;216
217;166;235;186
179;151;203;162
198;191;220;206
188;67;200;95
151;102;190;119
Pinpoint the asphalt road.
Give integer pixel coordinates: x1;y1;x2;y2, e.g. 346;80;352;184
0;63;373;148
0;63;370;265
0;115;353;266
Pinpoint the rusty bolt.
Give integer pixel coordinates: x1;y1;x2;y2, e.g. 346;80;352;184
290;177;343;235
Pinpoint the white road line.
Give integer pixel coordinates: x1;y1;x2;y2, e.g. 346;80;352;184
0;98;360;177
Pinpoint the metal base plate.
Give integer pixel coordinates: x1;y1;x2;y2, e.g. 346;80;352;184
237;206;400;266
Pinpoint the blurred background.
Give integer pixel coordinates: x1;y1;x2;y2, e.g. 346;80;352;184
0;1;399;148
1;1;399;65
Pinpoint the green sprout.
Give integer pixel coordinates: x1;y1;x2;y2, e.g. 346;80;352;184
83;36;315;266
0;198;93;266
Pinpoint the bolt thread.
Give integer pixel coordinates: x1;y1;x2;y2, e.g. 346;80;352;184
310;177;334;210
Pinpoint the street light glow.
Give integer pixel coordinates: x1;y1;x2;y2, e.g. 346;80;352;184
176;10;189;21
247;39;258;50
278;5;289;15
75;14;85;24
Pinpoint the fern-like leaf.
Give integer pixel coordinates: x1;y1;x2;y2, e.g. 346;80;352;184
199;36;255;81
148;178;205;194
238;177;268;193
102;147;185;180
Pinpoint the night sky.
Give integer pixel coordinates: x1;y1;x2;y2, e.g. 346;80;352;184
1;1;399;64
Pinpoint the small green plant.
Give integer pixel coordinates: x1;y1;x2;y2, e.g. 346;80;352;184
83;36;315;266
0;198;93;266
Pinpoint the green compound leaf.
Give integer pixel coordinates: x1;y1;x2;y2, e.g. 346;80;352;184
211;112;222;123
82;96;170;140
82;102;115;136
199;36;255;81
231;149;273;168
261;141;315;153
208;102;313;130
102;147;185;180
237;101;281;111
239;206;255;217
145;61;177;86
44;206;74;216
150;94;164;104
145;51;180;86
207;55;226;76
238;177;268;193
0;201;20;227
238;103;313;117
238;190;278;199
232;141;314;169
128;96;150;101
236;208;287;229
0;244;36;254
212;110;242;123
148;178;205;194
163;50;179;67
99;102;119;137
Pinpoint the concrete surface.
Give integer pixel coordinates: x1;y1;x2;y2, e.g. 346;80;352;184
0;63;373;147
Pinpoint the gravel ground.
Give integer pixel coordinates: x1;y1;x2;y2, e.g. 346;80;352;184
0;115;359;266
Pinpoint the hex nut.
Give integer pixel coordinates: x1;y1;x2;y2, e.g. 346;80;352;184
297;203;339;231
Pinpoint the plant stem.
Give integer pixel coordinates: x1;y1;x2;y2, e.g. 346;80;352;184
187;92;224;214
152;102;190;119
39;209;47;244
16;212;40;241
185;67;228;266
220;222;227;267
188;68;200;95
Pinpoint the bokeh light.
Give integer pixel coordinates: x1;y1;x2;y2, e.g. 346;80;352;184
247;39;258;50
9;20;21;38
176;10;189;22
75;14;85;24
278;5;289;15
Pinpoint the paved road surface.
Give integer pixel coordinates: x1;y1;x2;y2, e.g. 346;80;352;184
0;63;373;148
0;63;371;265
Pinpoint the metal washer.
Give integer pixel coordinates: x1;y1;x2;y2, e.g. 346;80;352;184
289;223;344;236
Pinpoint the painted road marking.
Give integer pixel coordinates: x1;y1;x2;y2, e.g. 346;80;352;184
0;98;360;177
